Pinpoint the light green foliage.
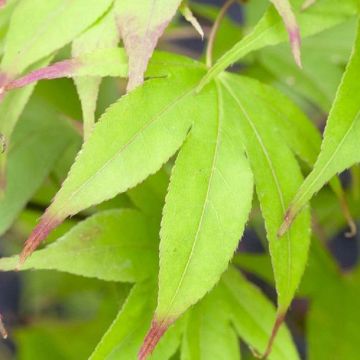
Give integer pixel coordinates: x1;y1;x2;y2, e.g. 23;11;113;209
46;70;205;220
1;0;113;75
156;82;253;321
198;0;357;89
114;0;182;90
285;20;360;225
0;209;157;282
220;73;310;313
0;96;76;235
1;2;360;359
72;8;119;140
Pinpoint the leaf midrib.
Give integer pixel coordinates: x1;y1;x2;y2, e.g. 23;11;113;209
162;81;223;318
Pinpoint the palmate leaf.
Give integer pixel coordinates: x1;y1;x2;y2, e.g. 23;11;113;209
220;73;311;316
0;209;157;282
0;0;113;76
114;0;182;91
198;0;358;90
72;7;120;140
140;81;253;355
16;60;311;357
279;18;360;235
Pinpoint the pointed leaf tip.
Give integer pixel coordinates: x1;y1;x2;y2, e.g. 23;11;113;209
262;313;286;359
289;27;302;68
270;0;302;68
138;319;171;360
19;213;63;265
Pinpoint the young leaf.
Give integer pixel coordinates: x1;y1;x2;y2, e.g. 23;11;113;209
0;96;76;235
220;73;310;316
1;0;113;76
198;0;357;90
140;82;253;357
279;19;360;235
0;209;157;282
72;9;120;140
114;0;182;91
269;0;302;67
181;285;240;360
20;70;206;262
221;268;299;360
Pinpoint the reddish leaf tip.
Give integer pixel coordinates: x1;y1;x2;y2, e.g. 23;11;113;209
19;213;62;265
138;319;170;360
262;312;286;359
288;27;302;68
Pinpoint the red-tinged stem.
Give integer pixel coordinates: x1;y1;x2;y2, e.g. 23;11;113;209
0;0;6;8
138;319;171;360
5;59;79;91
262;313;285;359
18;212;63;267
